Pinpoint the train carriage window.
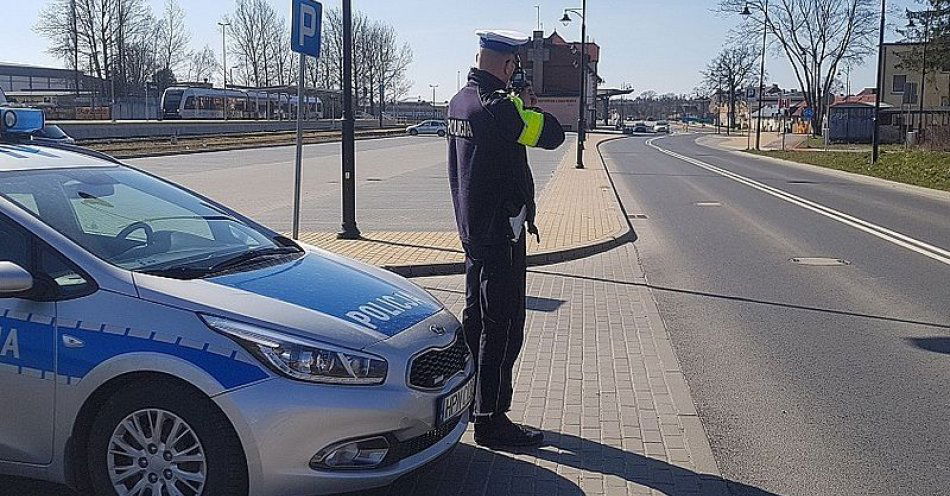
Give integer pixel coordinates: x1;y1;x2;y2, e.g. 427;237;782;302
184;96;195;110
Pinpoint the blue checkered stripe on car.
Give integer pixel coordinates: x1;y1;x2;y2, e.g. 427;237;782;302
0;309;269;389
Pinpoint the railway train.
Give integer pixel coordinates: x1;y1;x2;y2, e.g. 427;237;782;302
161;86;323;120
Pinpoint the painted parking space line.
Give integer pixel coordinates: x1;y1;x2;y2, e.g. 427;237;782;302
646;136;950;267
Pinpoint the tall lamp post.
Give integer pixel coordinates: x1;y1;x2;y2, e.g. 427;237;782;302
429;84;439;107
741;0;769;151
338;0;360;239
218;21;231;120
561;0;588;169
872;0;886;164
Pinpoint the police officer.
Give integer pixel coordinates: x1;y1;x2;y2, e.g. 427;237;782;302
447;29;565;448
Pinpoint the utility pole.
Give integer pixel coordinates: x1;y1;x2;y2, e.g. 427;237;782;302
71;0;79;101
577;0;588;169
379;83;384;128
338;0;360;239
872;0;886;164
218;21;231;120
560;2;589;168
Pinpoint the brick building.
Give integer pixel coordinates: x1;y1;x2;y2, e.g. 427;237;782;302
515;31;601;131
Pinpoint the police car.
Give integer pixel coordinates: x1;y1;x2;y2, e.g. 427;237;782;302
0;107;474;496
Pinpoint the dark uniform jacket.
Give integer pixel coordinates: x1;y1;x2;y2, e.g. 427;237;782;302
447;69;565;246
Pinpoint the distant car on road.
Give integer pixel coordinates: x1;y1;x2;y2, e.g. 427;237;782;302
653;121;671;134
31;124;75;144
407;120;447;137
625;122;650;134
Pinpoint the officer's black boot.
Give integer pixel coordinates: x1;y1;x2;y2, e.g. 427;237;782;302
473;413;544;448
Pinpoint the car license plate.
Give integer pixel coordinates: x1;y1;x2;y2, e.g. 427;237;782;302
439;377;475;425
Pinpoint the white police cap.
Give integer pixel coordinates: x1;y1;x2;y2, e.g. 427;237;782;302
476;29;530;53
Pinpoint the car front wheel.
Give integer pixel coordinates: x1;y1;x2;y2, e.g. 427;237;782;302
87;383;247;496
409;129;418;136
437;130;446;137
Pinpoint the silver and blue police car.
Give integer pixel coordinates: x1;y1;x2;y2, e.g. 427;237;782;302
0;107;474;496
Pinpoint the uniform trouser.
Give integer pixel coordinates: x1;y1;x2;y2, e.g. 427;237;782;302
462;234;528;423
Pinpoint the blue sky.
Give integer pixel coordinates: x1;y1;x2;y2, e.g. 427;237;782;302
1;0;916;100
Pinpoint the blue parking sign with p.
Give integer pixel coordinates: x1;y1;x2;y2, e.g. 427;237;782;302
291;0;322;58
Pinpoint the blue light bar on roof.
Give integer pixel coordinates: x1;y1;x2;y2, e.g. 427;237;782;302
0;107;45;135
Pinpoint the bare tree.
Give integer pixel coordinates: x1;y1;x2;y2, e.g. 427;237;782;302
319;8;413;108
187;45;219;83
157;0;190;73
899;1;950;73
703;40;759;129
227;0;271;87
719;0;879;135
36;0;157;97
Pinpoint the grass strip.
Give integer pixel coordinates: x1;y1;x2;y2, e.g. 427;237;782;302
749;149;950;192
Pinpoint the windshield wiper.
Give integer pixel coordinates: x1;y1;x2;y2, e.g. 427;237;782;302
139;246;302;280
206;246;303;274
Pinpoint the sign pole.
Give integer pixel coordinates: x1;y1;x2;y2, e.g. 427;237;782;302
290;0;322;239
293;52;306;239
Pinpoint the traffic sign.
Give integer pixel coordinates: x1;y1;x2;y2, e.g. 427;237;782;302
291;0;322;58
803;107;814;120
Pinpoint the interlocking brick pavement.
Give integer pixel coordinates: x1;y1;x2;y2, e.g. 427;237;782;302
343;243;768;496
294;133;629;276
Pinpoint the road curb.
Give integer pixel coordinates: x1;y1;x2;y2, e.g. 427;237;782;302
386;134;635;278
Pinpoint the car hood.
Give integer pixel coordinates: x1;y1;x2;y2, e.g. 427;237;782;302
133;247;443;348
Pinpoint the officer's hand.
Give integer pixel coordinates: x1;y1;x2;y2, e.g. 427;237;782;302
527;222;540;243
519;88;539;108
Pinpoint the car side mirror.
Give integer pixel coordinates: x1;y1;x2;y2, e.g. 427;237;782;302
0;261;34;296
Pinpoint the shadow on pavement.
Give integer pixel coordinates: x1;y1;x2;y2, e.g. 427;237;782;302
349;430;779;496
361;237;464;255
0;476;77;496
524;430;779;496
529;269;950;330
906;337;950;355
338;442;583;495
524;295;566;312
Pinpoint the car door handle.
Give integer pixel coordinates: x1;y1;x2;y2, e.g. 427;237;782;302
62;335;85;348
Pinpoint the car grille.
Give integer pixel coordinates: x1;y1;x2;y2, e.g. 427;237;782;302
383;416;462;465
409;333;469;389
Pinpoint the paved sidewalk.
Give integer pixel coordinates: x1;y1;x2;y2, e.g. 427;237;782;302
347;244;766;496
296;133;630;276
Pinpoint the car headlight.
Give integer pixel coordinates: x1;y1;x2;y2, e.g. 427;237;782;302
201;315;388;385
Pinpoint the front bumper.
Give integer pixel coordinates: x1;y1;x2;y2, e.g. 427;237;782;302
213;312;472;496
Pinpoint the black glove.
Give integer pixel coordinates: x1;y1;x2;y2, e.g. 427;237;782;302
527;222;540;243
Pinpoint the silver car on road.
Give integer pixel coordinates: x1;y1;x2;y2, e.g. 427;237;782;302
0;107;474;496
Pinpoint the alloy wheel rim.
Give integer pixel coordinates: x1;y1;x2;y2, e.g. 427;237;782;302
106;408;207;496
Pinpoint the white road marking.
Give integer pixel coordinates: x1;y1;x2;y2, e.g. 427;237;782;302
646;136;950;267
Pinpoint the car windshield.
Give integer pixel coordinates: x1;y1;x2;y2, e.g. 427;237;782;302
0;166;296;277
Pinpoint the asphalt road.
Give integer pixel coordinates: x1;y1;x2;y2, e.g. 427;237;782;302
601;133;950;495
127;135;571;233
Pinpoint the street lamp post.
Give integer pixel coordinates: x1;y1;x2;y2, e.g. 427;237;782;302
872;0;886;164
562;0;588;169
218;21;231;120
742;0;769;151
429;84;439;108
338;0;361;239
